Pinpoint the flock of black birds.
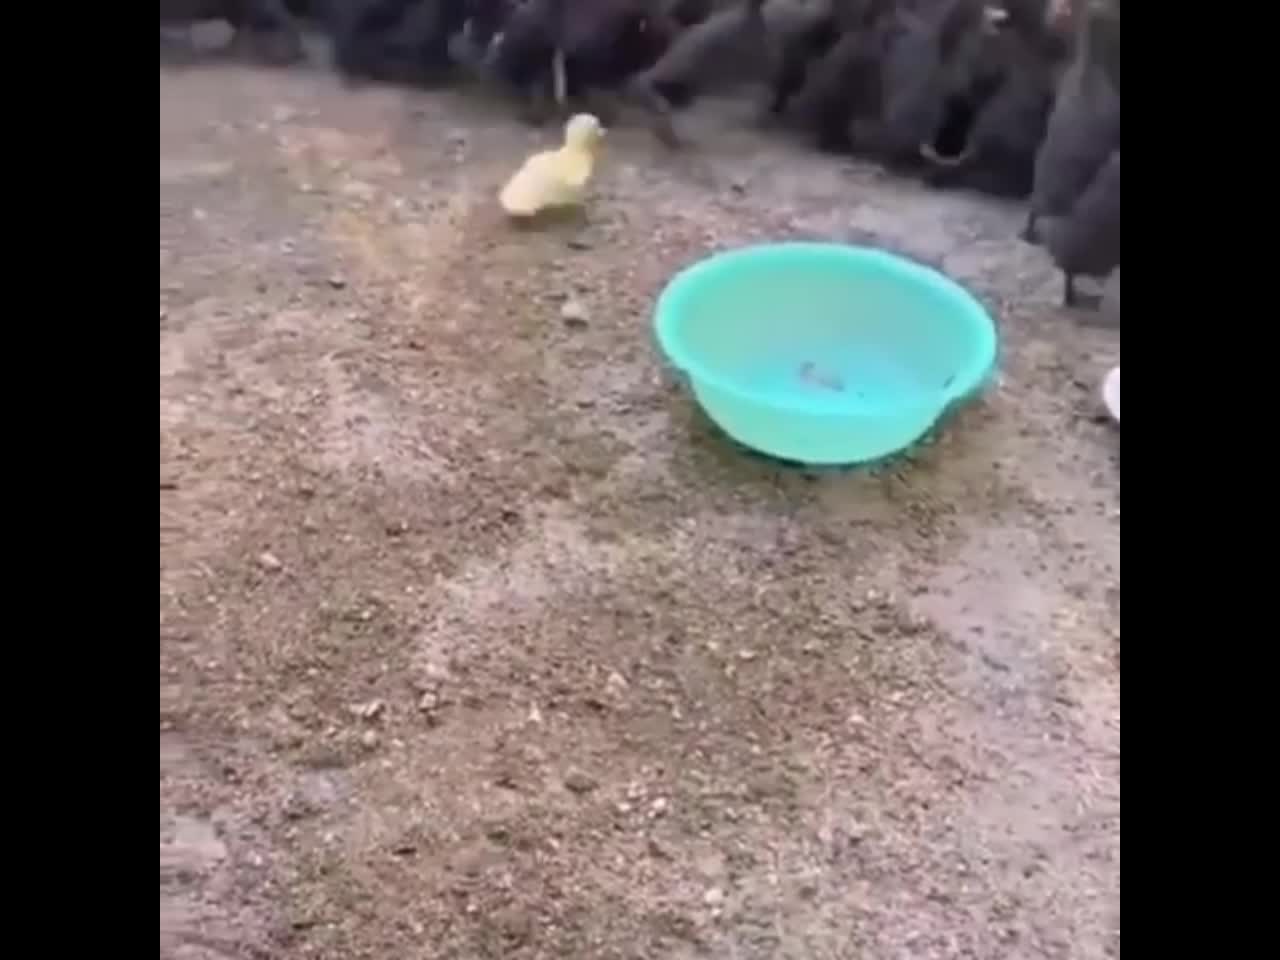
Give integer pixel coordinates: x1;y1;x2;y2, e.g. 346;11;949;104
160;0;1120;309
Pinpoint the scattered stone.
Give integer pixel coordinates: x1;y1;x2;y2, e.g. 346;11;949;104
564;770;598;794
703;887;725;907
328;275;347;289
567;237;593;251
424;661;450;683
357;700;385;721
650;797;669;818
896;609;929;634
418;692;439;712
360;730;380;750
560;299;588;327
282;791;319;820
606;671;629;695
738;649;757;662
257;551;283;572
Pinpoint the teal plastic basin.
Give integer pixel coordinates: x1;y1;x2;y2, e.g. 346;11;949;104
654;242;998;465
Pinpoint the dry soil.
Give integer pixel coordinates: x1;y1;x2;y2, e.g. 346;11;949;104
160;61;1120;960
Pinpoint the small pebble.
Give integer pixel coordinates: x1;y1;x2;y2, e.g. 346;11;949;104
560;299;588;327
650;797;668;817
606;671;629;694
703;887;725;907
328;275;346;289
564;770;598;794
424;661;450;682
418;692;439;712
282;791;318;821
257;551;283;572
360;730;380;749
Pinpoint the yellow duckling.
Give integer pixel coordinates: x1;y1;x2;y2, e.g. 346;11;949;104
499;113;606;218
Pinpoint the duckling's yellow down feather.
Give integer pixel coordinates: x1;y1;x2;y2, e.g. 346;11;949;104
499;114;605;218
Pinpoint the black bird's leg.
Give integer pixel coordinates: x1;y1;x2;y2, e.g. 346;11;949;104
1062;273;1102;310
1021;211;1040;244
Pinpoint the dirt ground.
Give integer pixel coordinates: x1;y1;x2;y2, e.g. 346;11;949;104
160;61;1120;960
